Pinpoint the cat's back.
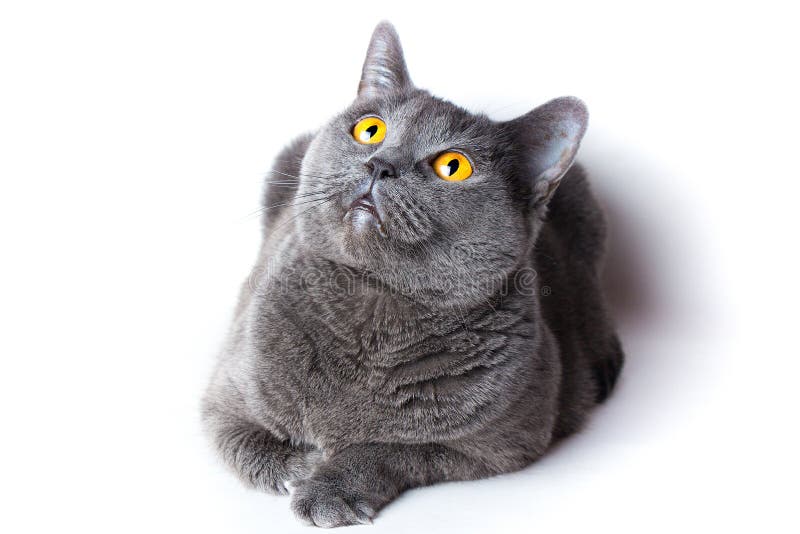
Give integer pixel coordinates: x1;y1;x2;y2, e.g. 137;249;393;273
541;163;607;265
533;164;623;436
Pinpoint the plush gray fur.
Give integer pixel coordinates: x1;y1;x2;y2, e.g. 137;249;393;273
202;21;623;528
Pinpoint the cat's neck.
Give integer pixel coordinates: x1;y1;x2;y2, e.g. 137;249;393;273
284;251;533;329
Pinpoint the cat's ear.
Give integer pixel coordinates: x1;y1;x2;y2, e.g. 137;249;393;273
358;21;413;98
510;97;588;206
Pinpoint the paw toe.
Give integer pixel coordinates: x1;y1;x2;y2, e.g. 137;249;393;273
291;483;375;527
353;502;375;524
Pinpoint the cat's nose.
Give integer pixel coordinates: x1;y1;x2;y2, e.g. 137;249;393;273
364;158;397;180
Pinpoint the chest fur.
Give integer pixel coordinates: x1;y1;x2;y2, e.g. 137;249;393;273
249;287;539;449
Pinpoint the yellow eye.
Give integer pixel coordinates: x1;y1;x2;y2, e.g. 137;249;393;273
352;116;386;144
432;151;473;181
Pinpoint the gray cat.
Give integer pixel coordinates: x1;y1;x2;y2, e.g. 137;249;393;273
202;21;624;528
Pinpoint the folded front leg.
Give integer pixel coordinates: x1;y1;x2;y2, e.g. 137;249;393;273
203;406;322;495
291;442;492;527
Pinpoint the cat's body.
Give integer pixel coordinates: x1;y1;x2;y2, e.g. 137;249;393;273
203;22;623;528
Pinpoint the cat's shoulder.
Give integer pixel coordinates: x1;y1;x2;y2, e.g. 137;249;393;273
274;132;315;175
262;132;316;229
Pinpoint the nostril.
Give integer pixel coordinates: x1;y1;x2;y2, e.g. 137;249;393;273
366;157;397;180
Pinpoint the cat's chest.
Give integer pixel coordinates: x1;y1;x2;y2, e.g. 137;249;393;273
255;290;536;448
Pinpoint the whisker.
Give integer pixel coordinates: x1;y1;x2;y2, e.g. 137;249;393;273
268;197;335;233
244;181;344;219
266;169;344;181
244;194;333;220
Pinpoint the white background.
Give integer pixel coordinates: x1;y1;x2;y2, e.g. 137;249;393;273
1;1;798;532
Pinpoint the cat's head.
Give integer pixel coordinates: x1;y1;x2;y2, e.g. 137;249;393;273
294;22;587;307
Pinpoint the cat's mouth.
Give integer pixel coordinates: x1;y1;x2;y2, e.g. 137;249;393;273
349;196;382;222
344;194;387;237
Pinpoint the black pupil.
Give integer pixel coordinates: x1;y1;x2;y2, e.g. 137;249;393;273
447;158;459;175
365;125;378;137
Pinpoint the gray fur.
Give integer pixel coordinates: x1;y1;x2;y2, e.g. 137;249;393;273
203;20;623;528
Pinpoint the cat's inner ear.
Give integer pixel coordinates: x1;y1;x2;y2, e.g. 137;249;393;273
511;97;589;205
358;21;413;98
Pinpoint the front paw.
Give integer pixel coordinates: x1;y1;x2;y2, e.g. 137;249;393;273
291;476;376;528
252;448;324;496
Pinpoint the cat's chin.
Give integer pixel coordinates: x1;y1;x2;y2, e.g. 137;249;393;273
342;204;387;239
